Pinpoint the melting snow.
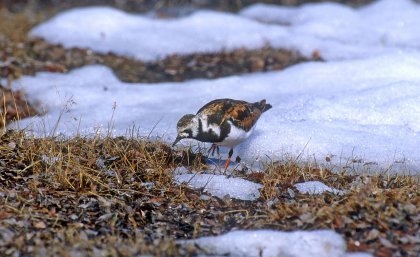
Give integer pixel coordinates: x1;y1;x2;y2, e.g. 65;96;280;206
240;0;420;60
180;230;372;257
12;54;420;173
30;7;287;61
294;181;345;195
30;0;420;61
173;173;262;201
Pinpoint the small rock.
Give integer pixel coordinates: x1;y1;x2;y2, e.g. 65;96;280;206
222;194;232;203
34;221;46;229
141;182;155;190
78;203;90;209
98;213;114;221
199;194;211;201
287;188;296;198
85;229;99;236
7;142;16;149
95;157;106;169
379;237;397;249
366;229;380;241
399;235;420;244
266;198;279;208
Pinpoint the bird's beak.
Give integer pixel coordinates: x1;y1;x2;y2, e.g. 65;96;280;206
172;135;182;147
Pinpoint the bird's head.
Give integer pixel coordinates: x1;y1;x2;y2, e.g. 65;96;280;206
172;114;198;146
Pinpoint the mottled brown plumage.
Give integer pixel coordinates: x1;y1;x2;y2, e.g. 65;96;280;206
173;98;272;171
197;98;271;132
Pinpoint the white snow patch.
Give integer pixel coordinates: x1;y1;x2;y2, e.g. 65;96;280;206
30;0;420;61
30;7;287;61
240;0;420;60
11;52;420;173
294;181;345;195
180;229;372;257
173;173;262;201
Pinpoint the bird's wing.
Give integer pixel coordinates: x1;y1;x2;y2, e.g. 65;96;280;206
226;101;262;131
197;99;263;131
197;98;234;125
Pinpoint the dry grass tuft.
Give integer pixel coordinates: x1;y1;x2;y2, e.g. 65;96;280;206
0;129;418;256
0;130;204;193
0;130;206;256
254;160;419;256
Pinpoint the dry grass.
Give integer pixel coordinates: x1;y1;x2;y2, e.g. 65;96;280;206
256;161;419;256
0;130;202;192
0;129;418;256
0;129;203;256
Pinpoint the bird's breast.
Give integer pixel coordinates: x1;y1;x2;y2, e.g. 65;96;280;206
217;122;254;147
194;115;226;143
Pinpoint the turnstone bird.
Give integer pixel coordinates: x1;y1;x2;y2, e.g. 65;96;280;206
172;98;272;170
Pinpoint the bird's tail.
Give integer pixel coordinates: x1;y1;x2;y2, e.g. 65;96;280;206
255;99;272;113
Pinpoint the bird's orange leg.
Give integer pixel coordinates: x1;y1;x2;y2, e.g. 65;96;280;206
208;144;219;156
224;148;234;171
